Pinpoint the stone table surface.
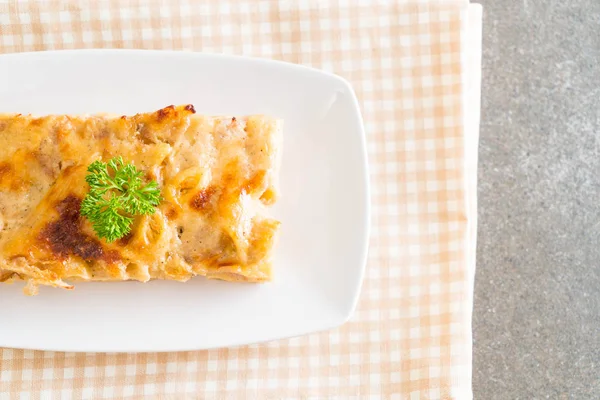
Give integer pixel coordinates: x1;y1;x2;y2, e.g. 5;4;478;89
474;0;599;398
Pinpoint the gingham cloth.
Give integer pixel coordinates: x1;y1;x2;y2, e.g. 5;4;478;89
0;1;482;398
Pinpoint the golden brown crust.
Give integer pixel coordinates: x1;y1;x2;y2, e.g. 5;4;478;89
38;195;112;262
189;186;217;212
0;106;282;294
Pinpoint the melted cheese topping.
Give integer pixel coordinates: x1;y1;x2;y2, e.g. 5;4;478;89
0;105;282;295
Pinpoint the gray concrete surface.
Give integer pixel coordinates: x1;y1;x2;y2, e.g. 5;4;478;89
474;1;600;398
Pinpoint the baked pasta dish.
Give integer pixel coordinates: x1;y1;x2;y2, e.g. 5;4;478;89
0;105;282;295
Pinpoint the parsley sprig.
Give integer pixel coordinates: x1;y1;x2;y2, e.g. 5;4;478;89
80;157;161;242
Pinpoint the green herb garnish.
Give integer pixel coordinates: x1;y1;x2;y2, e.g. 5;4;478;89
80;157;161;242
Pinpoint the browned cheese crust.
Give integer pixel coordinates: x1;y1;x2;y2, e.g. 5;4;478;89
0;105;282;295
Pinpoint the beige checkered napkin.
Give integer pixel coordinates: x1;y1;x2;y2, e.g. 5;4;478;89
0;1;482;398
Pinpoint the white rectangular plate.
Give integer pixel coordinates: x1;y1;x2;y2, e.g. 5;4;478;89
0;50;369;352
